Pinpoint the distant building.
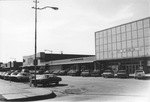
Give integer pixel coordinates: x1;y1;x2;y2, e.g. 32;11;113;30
0;61;22;71
23;52;95;71
95;17;150;74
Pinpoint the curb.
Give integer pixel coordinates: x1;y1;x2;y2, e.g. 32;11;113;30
1;91;56;101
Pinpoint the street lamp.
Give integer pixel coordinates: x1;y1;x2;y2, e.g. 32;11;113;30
32;0;58;86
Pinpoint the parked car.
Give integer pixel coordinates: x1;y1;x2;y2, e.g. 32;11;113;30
1;72;7;79
91;70;101;77
117;70;129;78
134;70;145;79
81;70;91;77
59;70;69;75
102;70;114;78
16;72;30;81
10;72;20;81
68;70;81;76
53;70;61;75
31;74;62;87
3;72;12;80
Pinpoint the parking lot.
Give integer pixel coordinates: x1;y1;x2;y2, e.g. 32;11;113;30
35;76;150;102
0;70;150;102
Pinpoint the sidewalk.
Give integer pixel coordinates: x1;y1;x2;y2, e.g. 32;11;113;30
0;79;56;101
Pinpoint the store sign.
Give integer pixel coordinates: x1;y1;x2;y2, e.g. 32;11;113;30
118;47;140;53
70;58;83;61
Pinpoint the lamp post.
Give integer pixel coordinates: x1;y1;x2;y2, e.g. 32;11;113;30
32;0;58;86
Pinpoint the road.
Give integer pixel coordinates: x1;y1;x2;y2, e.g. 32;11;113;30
37;76;150;102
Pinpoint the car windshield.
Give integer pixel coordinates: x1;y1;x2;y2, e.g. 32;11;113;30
118;70;126;73
12;72;18;75
104;70;112;73
19;73;28;76
136;70;144;73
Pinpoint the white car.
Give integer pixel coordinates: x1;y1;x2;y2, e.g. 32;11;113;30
16;72;30;81
134;70;145;79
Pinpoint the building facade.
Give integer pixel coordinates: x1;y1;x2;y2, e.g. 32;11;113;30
95;17;150;74
23;52;95;71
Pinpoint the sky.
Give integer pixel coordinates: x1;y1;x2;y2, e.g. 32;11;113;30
0;0;150;63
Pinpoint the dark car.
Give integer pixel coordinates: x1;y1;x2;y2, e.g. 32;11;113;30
81;70;91;77
91;70;101;77
31;74;62;87
59;70;69;75
68;70;81;76
53;70;61;75
117;70;129;78
102;70;114;78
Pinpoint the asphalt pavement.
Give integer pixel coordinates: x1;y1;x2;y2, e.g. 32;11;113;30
0;79;56;101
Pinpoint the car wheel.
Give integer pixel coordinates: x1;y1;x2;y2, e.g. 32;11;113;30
33;82;37;87
56;82;59;85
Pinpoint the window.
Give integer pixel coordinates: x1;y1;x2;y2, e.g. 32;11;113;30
127;32;131;40
108;51;112;59
138;38;144;47
132;31;137;39
117;34;121;42
116;26;121;34
132;22;137;31
112;43;117;50
137;20;143;29
100;45;103;52
122;33;126;41
96;46;100;53
100;53;104;59
103;31;107;37
100;38;103;45
108;44;112;51
144;37;150;46
112;35;116;42
132;39;138;47
144;18;150;28
117;52;121;58
96;53;100;60
112;28;116;35
122;52;127;58
104;37;107;44
145;46;150;55
96;39;99;46
95;33;99;39
104;45;108;51
122;41;126;49
127;40;132;48
138;29;144;38
99;32;103;38
144;28;150;37
127;52;132;57
133;51;138;57
104;52;108;59
117;42;121;50
126;24;131;32
113;51;117;58
108;36;112;43
121;25;126;33
107;29;111;36
139;47;145;56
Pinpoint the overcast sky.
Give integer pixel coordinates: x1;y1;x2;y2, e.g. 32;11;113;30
0;0;150;63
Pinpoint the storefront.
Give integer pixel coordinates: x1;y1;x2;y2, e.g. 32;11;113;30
95;17;150;74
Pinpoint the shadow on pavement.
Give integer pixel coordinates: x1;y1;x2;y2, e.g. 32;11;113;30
37;83;68;88
6;92;56;101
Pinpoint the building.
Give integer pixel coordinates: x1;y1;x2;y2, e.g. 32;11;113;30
23;52;95;71
0;61;22;71
95;17;150;74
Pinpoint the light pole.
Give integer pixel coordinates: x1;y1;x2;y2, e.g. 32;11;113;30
32;0;58;86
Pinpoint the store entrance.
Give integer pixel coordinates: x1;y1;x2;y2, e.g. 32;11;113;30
121;64;140;74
